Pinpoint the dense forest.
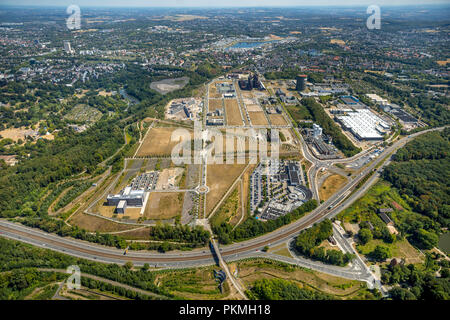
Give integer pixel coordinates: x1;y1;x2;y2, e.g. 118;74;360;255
381;128;450;249
294;219;355;266
301;98;361;157
0;120;124;217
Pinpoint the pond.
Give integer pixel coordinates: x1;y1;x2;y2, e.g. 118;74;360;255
228;40;278;50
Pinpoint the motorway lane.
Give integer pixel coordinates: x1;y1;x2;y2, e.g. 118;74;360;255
0;126;446;269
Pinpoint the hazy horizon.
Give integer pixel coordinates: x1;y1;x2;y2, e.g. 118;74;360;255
1;0;449;8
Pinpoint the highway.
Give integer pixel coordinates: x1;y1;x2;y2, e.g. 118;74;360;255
0;121;445;286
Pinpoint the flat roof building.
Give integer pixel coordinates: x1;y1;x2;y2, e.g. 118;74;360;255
336;109;389;140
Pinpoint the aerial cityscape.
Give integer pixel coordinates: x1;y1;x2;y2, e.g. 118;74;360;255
0;1;448;309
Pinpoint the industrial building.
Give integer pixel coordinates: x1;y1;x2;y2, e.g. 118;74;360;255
106;172;159;213
304;124;337;158
107;187;145;207
206;118;224;126
336;109;390;140
340;95;361;106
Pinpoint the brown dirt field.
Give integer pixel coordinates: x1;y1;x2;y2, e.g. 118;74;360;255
0;127;32;142
98;90;114;97
319;174;347;201
136;127;193;157
224;99;243;126
144;192;184;220
208;86;222;99
117;227;151;240
69;213;136;232
246;104;262;112
206;164;247;215
208;99;223;112
241;92;254;99
248;112;269;125
269;114;288;125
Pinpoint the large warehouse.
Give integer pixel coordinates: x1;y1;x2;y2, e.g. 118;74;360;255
336;109;390;140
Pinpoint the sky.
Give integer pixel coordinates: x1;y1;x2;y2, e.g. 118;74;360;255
1;0;449;7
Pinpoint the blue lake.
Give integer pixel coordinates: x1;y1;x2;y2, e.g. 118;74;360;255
228;40;277;49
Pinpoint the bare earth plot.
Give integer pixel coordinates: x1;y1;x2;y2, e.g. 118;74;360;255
208;85;222;99
269;114;288;125
136;127;193;157
208;99;223;112
69;213;136;232
248;111;269;125
319;174;347;201
144;192;184;220
206;164;247;215
224;99;243;126
246;104;262;112
150;77;189;95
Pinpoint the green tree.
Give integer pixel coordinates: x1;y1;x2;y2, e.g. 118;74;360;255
370;245;391;262
358;228;373;245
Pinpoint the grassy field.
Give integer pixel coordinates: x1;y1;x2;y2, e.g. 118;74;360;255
154;266;228;300
210;186;240;227
206;164;247;215
356;239;424;265
248;111;269;125
69;212;137;232
337;180;412;225
285;104;312;123
144;192;184;220
319;174;347;201
136;127;193;157
269;114;288;125
239;164;257;222
224;99;243;126
236;259;374;299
